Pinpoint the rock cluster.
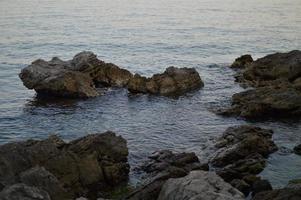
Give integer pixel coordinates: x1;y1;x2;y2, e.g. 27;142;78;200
158;170;244;200
126;150;208;200
210;125;277;195
20;52;204;98
223;50;301;118
128;67;204;96
0;132;129;200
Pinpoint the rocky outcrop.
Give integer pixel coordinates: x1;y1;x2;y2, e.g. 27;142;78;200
126;150;208;200
231;54;253;69
224;50;301;119
210;126;277;195
128;67;204;96
158;170;244;200
20;52;204;98
0;132;129;199
20;51;133;98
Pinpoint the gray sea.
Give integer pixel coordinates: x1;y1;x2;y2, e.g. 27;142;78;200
0;0;301;188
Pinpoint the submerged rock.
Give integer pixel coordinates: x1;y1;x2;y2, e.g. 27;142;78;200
128;67;204;96
126;150;208;200
0;132;129;199
20;51;133;98
293;144;301;155
158;170;244;200
224;50;301;119
210;126;277;195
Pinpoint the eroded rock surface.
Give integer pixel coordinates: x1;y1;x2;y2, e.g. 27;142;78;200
158;170;244;200
210;126;277;195
224;50;301;119
126;150;208;200
128;67;204;96
0;132;129;199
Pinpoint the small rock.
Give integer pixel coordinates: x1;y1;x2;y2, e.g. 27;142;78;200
231;54;253;69
293;144;301;155
252;179;272;195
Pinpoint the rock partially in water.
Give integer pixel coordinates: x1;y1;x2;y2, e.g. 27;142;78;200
0;132;129;199
221;86;301;119
252;179;273;195
158;170;244;200
20;51;133;98
224;50;301;119
252;187;301;200
236;50;301;88
230;54;253;69
126;150;208;200
210;126;277;195
128;67;204;97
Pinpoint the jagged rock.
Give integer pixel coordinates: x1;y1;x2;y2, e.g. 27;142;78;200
126;150;208;200
230;179;250;195
157;170;244;200
0;183;51;200
0;132;129;199
225;50;301;119
231;54;253;69
19;51;133;98
210;126;277;195
128;67;204;96
236;50;301;88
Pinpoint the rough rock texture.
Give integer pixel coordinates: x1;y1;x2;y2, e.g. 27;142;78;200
126;150;208;200
128;67;204;96
231;54;253;69
224;50;301;118
0;183;51;200
252;187;301;200
210;126;277;195
221;86;301;118
252;179;272;195
0;132;129;199
293;144;301;155
157;170;244;200
20;51;133;98
237;50;301;87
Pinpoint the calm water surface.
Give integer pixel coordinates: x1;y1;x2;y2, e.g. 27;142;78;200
1;0;301;188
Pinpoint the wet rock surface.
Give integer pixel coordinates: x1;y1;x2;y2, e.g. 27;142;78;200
293;144;301;155
158;170;244;200
224;50;301;119
210;125;277;195
126;150;208;200
0;132;129;199
252;186;301;200
127;67;204;96
230;54;253;69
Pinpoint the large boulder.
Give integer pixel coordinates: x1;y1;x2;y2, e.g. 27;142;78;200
157;170;244;200
128;67;204;96
224;50;301;119
126;150;208;200
20;52;133;98
0;132;129;199
210;126;277;195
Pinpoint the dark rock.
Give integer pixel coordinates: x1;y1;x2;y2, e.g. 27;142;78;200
252;179;272;195
126;150;208;200
231;54;253;69
0;183;51;200
230;179;250;195
128;67;204;96
252;187;301;200
293;144;301;155
210;126;277;195
0;132;129;199
19;51;133;98
158;171;244;200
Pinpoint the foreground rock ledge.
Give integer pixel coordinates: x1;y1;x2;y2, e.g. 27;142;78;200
223;50;301;119
20;52;204;98
0;132;129;200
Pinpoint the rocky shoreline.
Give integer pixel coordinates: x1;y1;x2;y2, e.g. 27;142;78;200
1;50;300;199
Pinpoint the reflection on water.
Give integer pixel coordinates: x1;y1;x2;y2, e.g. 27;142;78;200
0;0;301;187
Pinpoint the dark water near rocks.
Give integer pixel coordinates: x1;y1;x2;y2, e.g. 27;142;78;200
1;0;301;188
